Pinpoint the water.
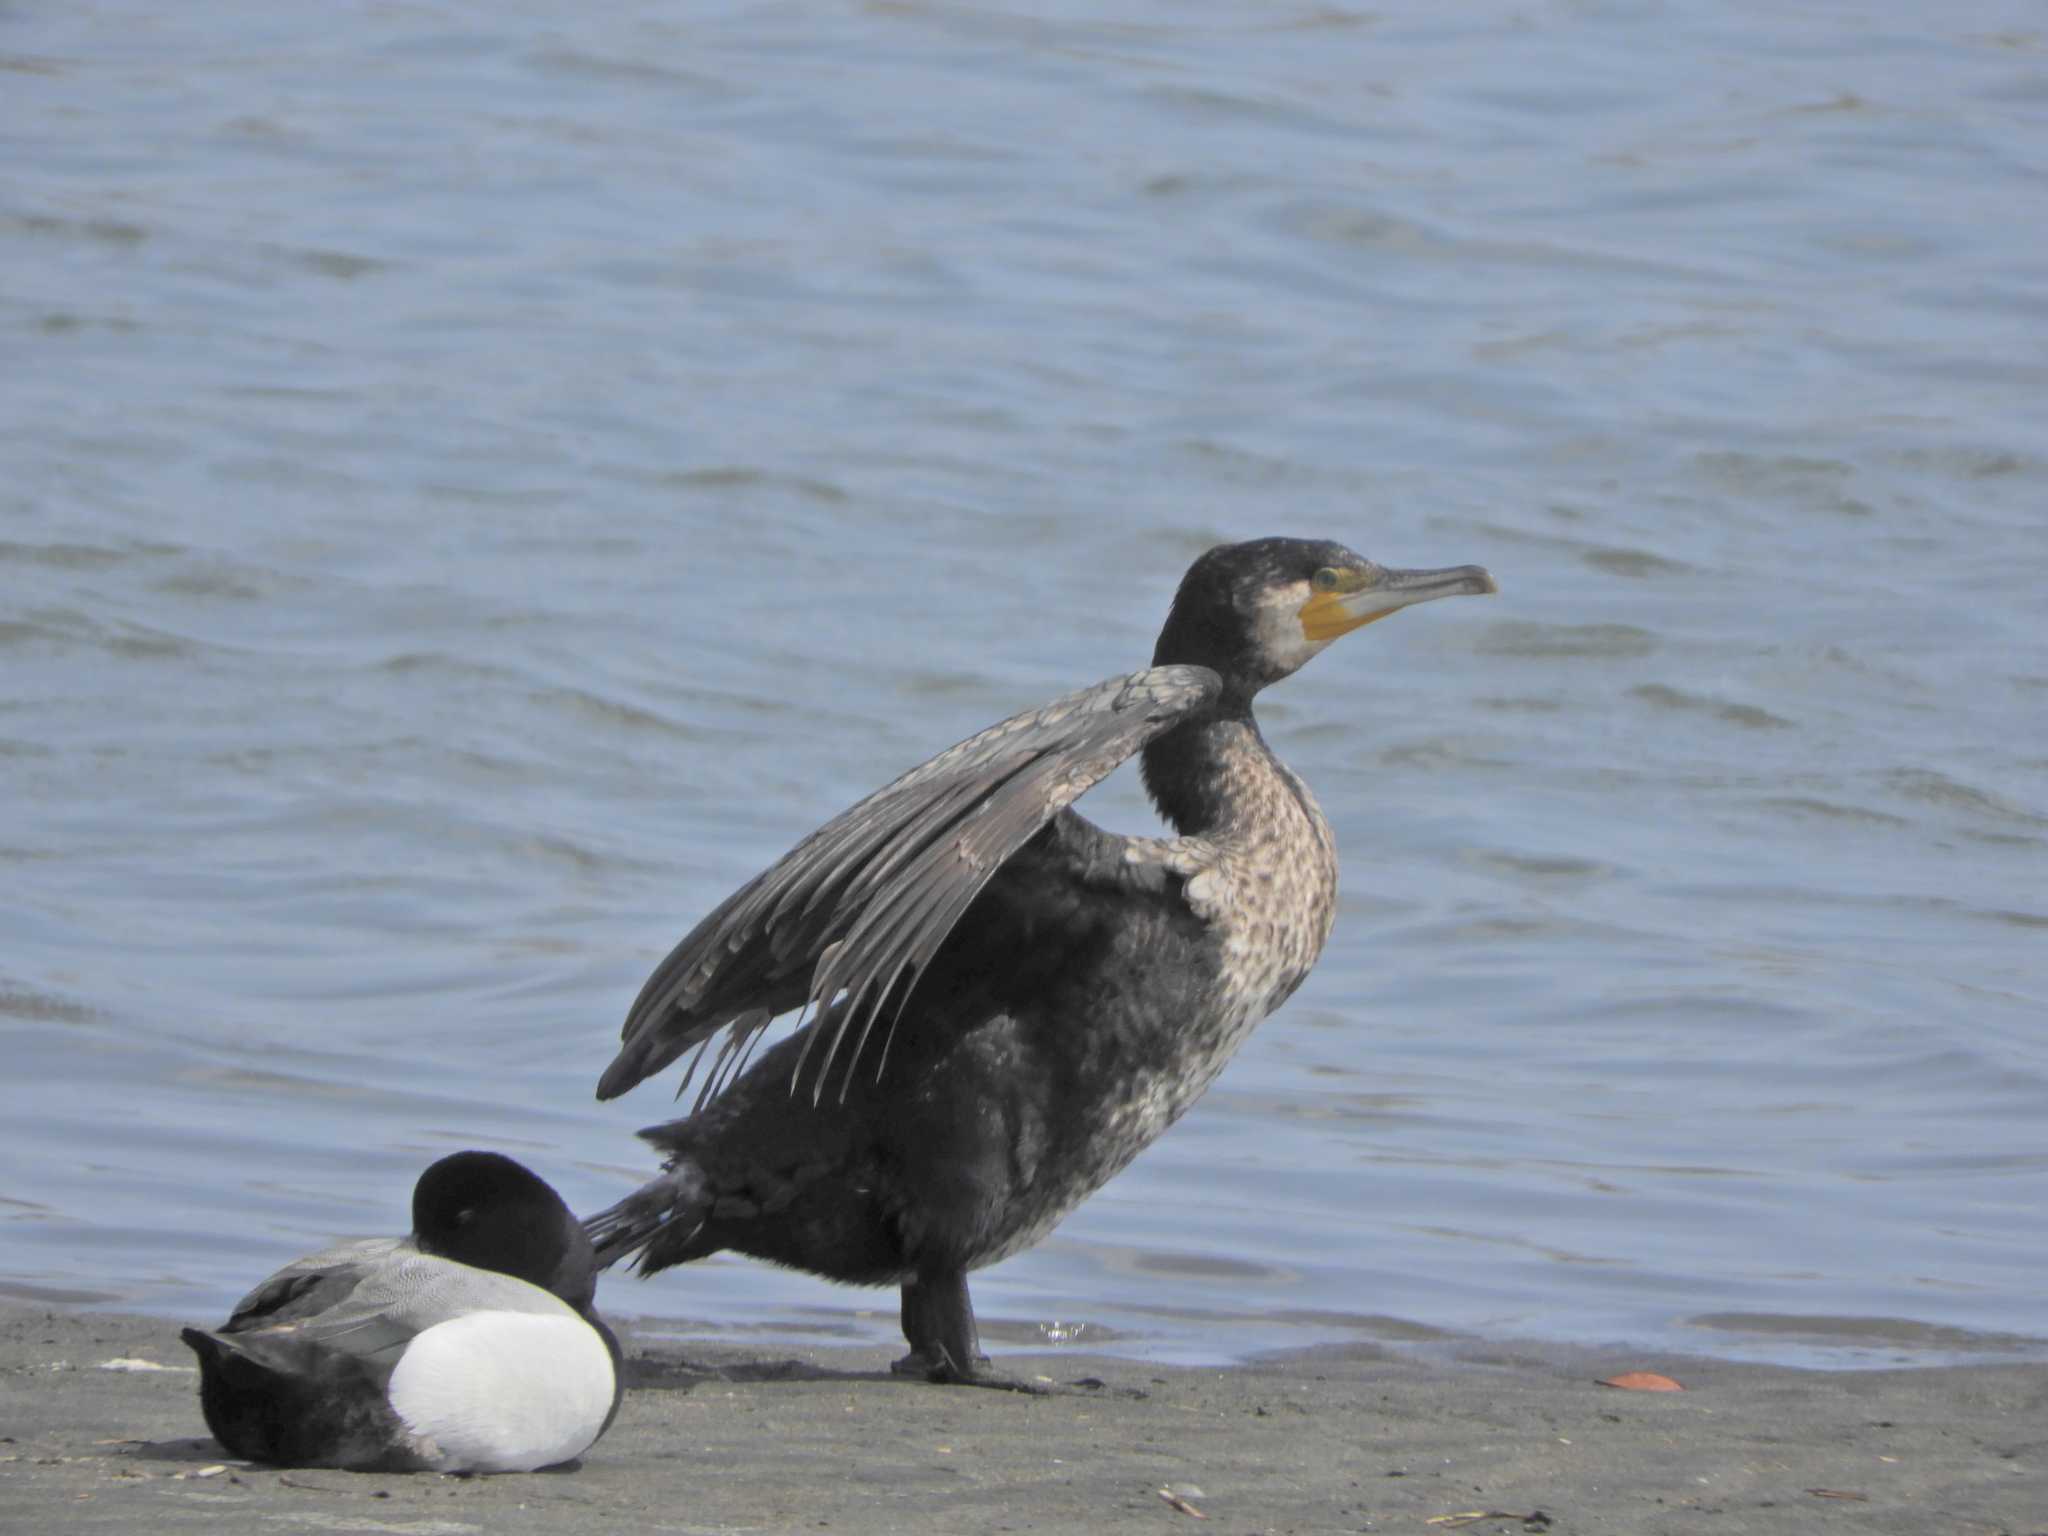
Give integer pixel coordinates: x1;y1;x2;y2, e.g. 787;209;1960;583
5;2;2045;1371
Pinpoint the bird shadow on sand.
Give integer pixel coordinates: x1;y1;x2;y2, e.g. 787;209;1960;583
623;1352;1145;1399
116;1435;226;1467
623;1353;900;1394
113;1436;589;1480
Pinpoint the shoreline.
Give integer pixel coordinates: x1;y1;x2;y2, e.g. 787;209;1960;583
4;1302;2041;1534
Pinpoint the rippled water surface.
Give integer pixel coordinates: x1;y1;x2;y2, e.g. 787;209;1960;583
6;2;2046;1369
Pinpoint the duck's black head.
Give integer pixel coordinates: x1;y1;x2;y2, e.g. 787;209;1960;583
1152;537;1496;708
412;1151;600;1313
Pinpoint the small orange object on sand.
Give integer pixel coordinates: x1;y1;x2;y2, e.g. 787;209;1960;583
1597;1371;1684;1392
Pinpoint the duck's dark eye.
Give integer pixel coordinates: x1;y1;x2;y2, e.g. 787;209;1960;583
1312;567;1341;592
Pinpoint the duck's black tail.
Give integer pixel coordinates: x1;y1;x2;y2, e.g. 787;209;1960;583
581;1162;711;1274
180;1327;407;1469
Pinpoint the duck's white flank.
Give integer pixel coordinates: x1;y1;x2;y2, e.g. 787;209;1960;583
385;1310;614;1473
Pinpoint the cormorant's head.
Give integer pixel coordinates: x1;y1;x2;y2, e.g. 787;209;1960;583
1153;537;1496;702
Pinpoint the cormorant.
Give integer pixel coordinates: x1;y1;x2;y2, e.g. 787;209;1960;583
586;537;1494;1385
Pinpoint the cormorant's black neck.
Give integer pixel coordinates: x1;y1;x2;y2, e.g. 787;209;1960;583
1140;704;1270;837
1142;548;1292;835
1146;581;1269;835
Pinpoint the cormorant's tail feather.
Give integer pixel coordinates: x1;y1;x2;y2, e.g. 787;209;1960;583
581;1165;709;1273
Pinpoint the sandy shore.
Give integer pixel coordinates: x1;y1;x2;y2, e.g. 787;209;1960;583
2;1302;2041;1534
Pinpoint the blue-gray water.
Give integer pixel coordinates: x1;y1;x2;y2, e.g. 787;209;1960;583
5;3;2045;1371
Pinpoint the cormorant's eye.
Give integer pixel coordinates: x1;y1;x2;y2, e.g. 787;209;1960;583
1312;567;1341;592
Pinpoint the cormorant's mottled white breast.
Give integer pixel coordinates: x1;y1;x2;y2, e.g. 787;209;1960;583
586;537;1495;1386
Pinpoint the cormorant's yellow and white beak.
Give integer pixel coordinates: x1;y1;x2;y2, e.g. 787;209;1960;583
1298;563;1497;643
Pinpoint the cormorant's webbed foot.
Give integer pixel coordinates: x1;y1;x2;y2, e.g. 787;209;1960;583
890;1343;1046;1393
895;1270;1046;1392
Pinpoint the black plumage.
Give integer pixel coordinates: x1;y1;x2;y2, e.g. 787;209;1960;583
586;538;1494;1384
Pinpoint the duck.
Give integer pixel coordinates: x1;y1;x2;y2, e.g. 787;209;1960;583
182;1150;621;1471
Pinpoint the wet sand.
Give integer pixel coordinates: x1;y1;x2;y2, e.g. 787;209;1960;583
2;1303;2041;1534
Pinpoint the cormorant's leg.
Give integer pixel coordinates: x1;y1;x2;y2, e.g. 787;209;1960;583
893;1269;983;1376
891;1269;1040;1392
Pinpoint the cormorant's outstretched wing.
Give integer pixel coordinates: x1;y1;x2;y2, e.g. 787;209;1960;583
596;664;1222;1106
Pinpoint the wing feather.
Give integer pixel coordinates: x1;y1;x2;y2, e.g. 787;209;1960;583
596;664;1220;1103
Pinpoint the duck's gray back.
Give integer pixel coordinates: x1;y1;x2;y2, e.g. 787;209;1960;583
231;1247;576;1370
